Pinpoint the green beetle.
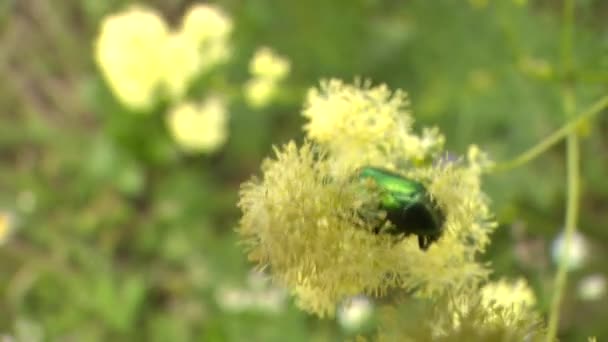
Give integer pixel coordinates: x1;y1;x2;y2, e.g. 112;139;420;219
357;167;445;250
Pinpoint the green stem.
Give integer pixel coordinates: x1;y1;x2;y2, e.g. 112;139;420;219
546;90;579;341
546;0;577;340
489;95;608;174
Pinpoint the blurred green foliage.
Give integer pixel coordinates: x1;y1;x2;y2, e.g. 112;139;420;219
0;0;607;341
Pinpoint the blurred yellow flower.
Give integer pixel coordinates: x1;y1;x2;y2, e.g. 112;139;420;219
96;4;235;107
239;80;496;317
249;47;291;81
166;97;228;153
375;285;544;342
244;47;290;108
161;32;202;100
244;78;277;109
95;6;168;110
0;211;13;245
181;4;233;74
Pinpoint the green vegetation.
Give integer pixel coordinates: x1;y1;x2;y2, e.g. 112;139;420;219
1;0;607;340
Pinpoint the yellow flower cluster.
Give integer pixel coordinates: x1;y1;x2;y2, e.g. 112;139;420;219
478;278;537;326
181;4;233;73
95;4;232;154
303;79;444;171
95;4;232;110
244;47;291;108
166;97;228;153
238;79;496;316
375;281;543;342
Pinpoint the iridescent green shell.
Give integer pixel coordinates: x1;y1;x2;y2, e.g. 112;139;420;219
358;167;445;250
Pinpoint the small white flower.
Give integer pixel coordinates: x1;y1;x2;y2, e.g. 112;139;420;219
215;286;253;313
578;274;606;301
252;288;287;314
551;230;588;271
337;296;374;332
214;271;287;314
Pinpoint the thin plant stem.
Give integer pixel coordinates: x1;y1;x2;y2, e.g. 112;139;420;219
546;0;577;340
490;95;608;174
546;89;579;341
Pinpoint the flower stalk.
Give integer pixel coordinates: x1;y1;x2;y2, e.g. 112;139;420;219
490;95;608;174
546;0;578;340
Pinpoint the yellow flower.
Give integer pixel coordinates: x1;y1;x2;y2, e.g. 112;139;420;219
374;288;544;342
244;78;278;109
239;80;496;316
95;6;168;110
181;4;233;74
249;47;290;81
161;32;202;100
480;278;536;312
303;79;444;170
166;97;228;153
0;211;14;245
244;47;290;108
442;279;542;340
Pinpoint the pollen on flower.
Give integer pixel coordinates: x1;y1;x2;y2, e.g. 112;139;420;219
95;6;168;110
166;97;228;153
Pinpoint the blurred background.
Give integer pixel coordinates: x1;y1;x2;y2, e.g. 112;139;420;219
0;0;607;340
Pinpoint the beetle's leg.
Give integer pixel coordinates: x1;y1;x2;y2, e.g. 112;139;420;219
418;235;429;250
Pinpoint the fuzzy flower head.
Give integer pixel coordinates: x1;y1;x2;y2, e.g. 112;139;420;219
444;278;539;334
181;4;233;74
303;79;445;171
95;6;168;110
480;278;536;317
375;284;544;342
166;97;228;153
239;79;496;317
